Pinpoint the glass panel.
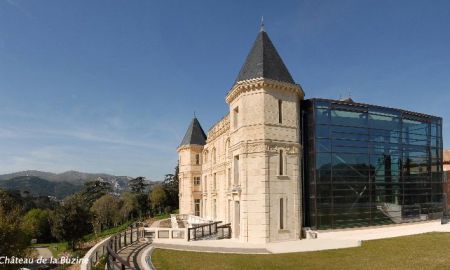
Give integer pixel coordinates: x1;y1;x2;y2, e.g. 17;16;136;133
316;125;329;138
316;108;330;124
317;138;331;152
331;109;368;127
369;113;400;130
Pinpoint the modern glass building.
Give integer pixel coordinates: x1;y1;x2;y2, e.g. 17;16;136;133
302;98;443;230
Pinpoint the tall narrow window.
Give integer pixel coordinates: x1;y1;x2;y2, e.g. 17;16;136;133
279;150;284;175
280;198;284;229
234;155;240;185
233;107;239;129
213;173;217;191
212;148;216;164
194;199;200;216
204;176;208;191
278;100;283;124
213;199;217;219
195;154;200;165
227;168;231;188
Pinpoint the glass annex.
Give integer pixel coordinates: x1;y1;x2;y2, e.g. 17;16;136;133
302;98;443;230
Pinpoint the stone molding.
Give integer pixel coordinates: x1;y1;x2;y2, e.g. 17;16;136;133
177;144;204;152
226;78;304;104
230;141;301;155
206;114;230;143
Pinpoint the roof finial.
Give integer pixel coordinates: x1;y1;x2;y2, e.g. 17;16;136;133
260;16;265;32
193;110;196;118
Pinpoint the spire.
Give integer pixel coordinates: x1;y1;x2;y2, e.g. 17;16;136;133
235;25;295;84
179;117;207;147
260;16;265;32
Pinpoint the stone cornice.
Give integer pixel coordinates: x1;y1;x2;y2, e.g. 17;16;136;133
206;114;230;143
226;78;304;104
177;144;204;152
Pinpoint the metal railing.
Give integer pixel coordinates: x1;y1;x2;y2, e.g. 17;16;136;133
106;224;143;270
188;221;229;241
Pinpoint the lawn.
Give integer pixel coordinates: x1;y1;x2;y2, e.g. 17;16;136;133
152;232;450;270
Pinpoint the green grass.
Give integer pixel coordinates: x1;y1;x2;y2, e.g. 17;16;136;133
152;232;450;270
154;212;171;220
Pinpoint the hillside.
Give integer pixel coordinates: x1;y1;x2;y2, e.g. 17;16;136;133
0;170;133;190
0;176;82;199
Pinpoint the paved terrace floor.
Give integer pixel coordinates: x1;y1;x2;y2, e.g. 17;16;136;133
117;240;151;269
152;221;450;254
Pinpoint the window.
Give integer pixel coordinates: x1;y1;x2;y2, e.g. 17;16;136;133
213;173;217;190
194;199;200;216
233;107;239;129
279;150;284;175
212;148;216;164
204;150;208;162
227;168;231;188
194;176;201;185
213;199;217;219
280;198;284;229
195;154;200;165
225;139;230;157
278;100;283;124
234;155;240;185
204;176;208;191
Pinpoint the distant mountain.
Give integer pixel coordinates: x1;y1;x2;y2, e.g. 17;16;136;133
0;176;82;199
0;170;134;191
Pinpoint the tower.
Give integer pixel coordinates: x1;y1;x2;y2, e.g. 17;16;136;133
226;27;304;242
177;117;207;216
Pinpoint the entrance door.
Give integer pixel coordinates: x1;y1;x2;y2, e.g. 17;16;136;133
234;201;240;238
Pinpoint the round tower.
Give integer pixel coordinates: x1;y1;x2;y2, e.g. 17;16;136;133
225;27;304;242
177;117;207;216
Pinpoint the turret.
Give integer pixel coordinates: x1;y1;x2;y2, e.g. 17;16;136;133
177;117;207;216
225;26;303;242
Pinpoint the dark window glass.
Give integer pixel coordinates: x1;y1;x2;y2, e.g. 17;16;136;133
316;125;329;138
316;153;332;169
316;108;330;124
317;138;331;152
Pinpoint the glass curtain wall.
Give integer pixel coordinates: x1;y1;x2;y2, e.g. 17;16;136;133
303;99;443;229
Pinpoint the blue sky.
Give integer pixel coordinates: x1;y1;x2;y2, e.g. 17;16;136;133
0;0;449;180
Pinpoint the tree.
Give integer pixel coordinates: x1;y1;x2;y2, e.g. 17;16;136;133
50;194;91;250
120;192;139;221
22;208;52;243
128;176;148;193
149;185;167;214
90;194;122;233
0;206;30;270
81;180;112;206
163;164;179;210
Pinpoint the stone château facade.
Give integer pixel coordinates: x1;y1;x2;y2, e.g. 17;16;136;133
177;27;304;243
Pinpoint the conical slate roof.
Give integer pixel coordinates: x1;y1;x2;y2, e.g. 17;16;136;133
235;29;294;84
179;117;207;147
